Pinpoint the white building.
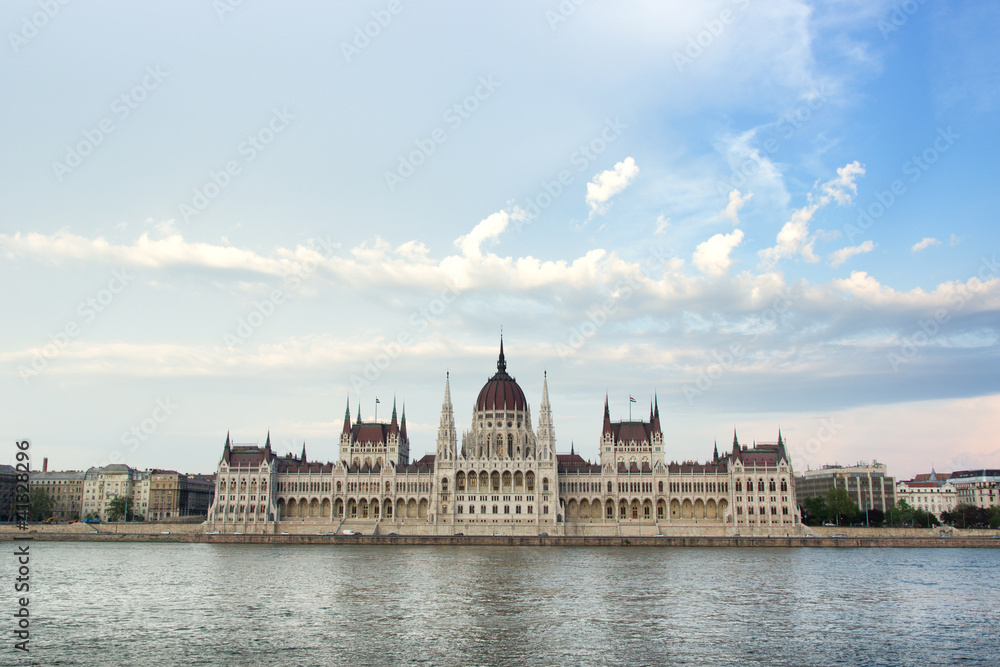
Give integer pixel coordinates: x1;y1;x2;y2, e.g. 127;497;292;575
896;473;957;518
82;464;150;521
206;341;799;535
948;470;1000;509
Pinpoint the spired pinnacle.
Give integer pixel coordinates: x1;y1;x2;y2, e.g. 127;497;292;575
497;335;507;374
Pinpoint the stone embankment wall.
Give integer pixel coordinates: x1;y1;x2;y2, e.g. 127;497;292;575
3;519;999;547
7;532;1000;548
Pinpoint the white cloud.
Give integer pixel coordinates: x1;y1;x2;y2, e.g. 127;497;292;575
829;240;875;267
817;161;865;205
453;210;510;258
759;161;865;267
585;157;639;216
0;230;337;277
693;229;745;278
724;189;752;225
654;214;670;235
911;237;941;253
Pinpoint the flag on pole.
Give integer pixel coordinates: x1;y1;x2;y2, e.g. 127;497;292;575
629;396;636;403
375;398;380;404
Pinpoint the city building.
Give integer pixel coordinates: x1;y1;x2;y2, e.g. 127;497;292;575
148;470;216;520
797;462;896;514
0;465;17;522
29;470;86;520
82;464;150;521
206;342;799;535
896;470;957;518
948;469;1000;509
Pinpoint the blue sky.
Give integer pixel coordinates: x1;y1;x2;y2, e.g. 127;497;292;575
2;0;998;480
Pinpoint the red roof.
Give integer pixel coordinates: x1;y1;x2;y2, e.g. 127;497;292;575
609;421;654;444
476;340;527;412
558;454;601;474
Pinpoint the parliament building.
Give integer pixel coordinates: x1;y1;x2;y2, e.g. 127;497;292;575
206;342;799;535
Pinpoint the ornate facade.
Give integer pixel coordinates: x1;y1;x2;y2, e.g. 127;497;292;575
206;342;799;535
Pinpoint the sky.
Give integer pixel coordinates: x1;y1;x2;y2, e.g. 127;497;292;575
2;0;999;481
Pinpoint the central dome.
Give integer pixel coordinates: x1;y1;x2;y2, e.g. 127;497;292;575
475;340;527;411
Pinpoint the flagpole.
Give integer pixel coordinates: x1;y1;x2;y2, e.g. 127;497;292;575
375;398;378;422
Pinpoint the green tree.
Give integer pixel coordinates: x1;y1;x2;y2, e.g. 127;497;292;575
801;496;828;526
943;503;991;529
887;499;914;527
826;487;858;526
106;495;141;522
911;508;941;528
28;488;54;521
989;506;1000;529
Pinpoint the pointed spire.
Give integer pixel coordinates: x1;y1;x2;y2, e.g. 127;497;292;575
777;429;784;447
400;402;407;442
225;430;231;447
357;402;361;424
732;428;739;451
652;393;661;432
436;372;456;460
390;395;399;435
602;394;612;435
265;430;271;447
497;335;507;374
713;441;719;461
570;441;575;456
300;442;307;463
343;397;352;435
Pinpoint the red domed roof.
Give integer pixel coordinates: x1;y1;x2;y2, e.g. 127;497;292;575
475;340;527;411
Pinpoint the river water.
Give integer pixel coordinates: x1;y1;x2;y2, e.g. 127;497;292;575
8;542;1000;666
